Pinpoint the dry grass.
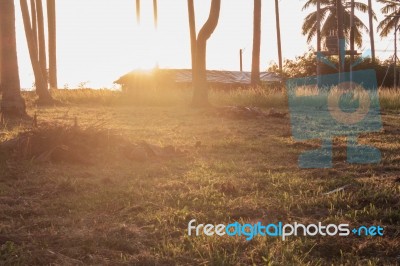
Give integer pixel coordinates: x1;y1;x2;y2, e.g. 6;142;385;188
0;89;398;265
25;86;400;111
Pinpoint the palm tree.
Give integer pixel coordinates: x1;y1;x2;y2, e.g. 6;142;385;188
20;0;53;103
47;0;58;89
377;0;400;38
0;0;26;116
302;0;374;49
192;0;221;107
251;0;261;86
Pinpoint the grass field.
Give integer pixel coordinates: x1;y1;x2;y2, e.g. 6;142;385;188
0;89;399;265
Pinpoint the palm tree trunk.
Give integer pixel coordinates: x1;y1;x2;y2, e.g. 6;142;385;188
350;0;355;75
136;0;140;24
36;0;47;84
251;0;261;86
0;0;26;116
275;0;282;73
20;0;52;103
153;0;158;29
187;0;197;74
368;0;375;62
47;0;58;89
316;0;321;85
192;0;221;107
336;0;344;74
30;0;38;58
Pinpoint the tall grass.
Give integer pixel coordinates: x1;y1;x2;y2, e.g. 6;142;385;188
379;88;400;111
22;87;400;110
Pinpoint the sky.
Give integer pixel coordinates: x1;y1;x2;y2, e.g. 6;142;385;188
13;0;394;89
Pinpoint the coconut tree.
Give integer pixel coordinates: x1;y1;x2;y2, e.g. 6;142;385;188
192;0;221;107
377;0;400;38
302;0;374;49
251;0;261;86
0;0;27;116
47;0;58;89
20;0;53;103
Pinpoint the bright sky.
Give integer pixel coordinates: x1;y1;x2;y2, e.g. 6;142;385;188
14;0;394;89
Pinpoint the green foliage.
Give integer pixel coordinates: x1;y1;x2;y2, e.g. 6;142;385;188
302;0;372;48
268;51;400;88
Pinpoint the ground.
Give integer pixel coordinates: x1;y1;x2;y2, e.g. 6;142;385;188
0;90;399;265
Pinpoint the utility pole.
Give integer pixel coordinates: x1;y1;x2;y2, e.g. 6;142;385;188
275;0;282;73
395;21;397;90
239;49;243;72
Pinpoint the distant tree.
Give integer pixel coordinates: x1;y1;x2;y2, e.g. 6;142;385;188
47;0;58;89
192;0;221;107
20;0;53;103
302;0;373;49
377;0;400;37
0;0;27;116
251;0;261;86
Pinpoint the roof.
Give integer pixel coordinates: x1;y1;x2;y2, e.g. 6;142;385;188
114;69;282;88
173;69;282;84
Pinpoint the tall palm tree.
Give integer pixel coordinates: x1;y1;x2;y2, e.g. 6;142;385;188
302;0;374;49
20;0;53;103
192;0;221;107
377;0;400;38
0;0;26;116
47;0;58;89
251;0;261;86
